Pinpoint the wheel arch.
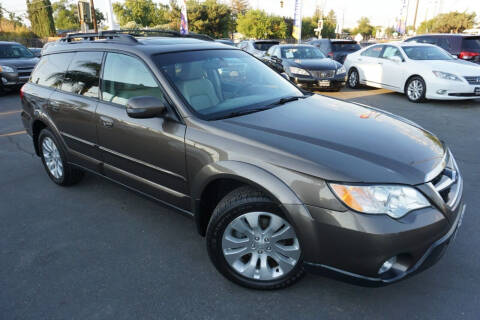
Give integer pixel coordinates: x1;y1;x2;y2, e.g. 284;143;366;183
191;161;304;236
403;74;425;94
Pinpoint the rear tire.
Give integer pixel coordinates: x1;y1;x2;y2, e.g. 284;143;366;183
347;68;360;88
206;186;304;290
38;128;83;186
405;76;426;103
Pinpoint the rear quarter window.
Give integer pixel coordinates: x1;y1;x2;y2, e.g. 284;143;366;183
61;51;104;98
463;37;480;50
30;53;74;88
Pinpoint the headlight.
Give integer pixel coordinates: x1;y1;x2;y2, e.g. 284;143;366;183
0;65;15;73
336;65;346;75
289;66;310;76
329;184;430;219
432;71;461;81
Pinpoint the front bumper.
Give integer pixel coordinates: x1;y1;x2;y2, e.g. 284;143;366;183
303;203;466;284
0;72;31;88
292;74;346;90
426;77;480;100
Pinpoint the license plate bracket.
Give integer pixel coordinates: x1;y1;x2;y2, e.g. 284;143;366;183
318;80;330;87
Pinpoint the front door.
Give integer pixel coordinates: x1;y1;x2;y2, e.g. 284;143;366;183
379;46;406;89
95;52;189;210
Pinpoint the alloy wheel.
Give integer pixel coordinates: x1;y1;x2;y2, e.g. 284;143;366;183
222;211;301;281
42;137;63;179
349;70;358;87
407;79;424;101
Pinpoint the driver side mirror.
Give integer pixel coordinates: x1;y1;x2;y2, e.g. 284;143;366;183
272;55;282;63
126;96;166;119
280;72;289;80
388;56;403;63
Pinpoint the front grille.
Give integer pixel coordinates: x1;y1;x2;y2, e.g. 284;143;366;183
464;76;480;85
309;70;335;79
431;152;461;207
19;72;31;77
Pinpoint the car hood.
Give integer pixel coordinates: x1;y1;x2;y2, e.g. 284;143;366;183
0;57;39;68
412;59;480;74
286;58;338;70
215;95;445;184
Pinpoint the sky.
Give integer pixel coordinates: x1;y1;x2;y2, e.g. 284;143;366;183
1;0;479;29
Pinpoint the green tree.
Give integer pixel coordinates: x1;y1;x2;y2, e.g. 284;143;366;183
352;17;374;38
52;0;104;31
302;9;336;39
113;0;169;27
417;11;475;34
27;0;56;37
236;9;287;39
168;0;232;38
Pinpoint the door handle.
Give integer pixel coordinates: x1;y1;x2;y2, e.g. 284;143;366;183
378;62;383;65
358;58;362;61
100;116;114;128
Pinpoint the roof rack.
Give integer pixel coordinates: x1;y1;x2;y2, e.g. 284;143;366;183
60;29;214;44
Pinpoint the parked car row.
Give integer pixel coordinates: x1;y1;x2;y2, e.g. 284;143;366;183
233;34;480;102
0;41;39;95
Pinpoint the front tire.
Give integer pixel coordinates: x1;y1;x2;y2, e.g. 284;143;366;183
405;76;426;103
206;186;304;289
38;128;83;186
347;68;360;88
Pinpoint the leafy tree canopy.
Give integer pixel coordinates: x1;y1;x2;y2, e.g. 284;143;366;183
27;0;56;37
352;17;374;37
236;9;287;39
417;11;476;34
52;0;105;31
113;0;169;27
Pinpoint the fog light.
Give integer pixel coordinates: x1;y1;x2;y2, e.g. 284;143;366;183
436;89;447;95
1;77;7;85
378;256;397;274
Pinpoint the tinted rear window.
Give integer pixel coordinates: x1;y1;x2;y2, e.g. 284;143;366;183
61;51;103;98
30;53;74;88
253;42;279;51
331;42;361;51
463;37;480;50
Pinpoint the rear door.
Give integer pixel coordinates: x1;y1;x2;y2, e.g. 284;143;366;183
95;52;189;210
357;45;384;85
47;51;104;171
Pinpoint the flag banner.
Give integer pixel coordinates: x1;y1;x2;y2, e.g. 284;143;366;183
180;0;189;35
292;0;302;40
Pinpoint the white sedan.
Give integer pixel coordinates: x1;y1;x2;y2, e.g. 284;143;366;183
344;42;480;102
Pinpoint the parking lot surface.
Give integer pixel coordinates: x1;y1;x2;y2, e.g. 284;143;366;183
1;88;479;319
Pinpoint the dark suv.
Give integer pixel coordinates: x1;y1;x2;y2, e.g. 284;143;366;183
0;41;39;95
405;34;480;64
21;31;465;289
307;39;361;64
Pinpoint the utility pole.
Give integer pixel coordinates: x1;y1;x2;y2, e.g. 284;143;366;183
413;0;420;31
90;0;98;33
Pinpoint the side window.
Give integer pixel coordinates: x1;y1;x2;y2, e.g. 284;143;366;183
361;45;384;58
381;46;403;59
319;41;330;53
101;52;163;106
30;53;74;88
61;51;103;98
436;37;452;51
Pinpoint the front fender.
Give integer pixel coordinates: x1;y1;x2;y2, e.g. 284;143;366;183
191;160;313;235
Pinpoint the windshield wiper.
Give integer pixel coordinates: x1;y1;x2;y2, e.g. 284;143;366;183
214;95;306;120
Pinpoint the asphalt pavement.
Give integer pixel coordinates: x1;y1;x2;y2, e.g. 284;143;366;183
1;88;479;319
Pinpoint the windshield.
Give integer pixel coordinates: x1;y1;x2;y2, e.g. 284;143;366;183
402;46;453;60
253;42;279;51
0;44;34;58
331;42;361;51
281;46;326;59
155;50;302;120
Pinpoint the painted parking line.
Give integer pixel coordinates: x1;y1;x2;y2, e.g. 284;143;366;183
0;130;26;137
0;110;21;117
318;88;393;100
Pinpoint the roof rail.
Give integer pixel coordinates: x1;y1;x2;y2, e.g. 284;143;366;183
61;31;138;44
60;29;214;44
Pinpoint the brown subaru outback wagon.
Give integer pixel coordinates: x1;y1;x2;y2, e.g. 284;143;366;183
20;31;465;289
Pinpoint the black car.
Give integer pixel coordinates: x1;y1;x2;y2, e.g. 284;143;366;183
405;34;480;64
307;39;361;64
263;44;346;91
0;41;39;95
20;30;465;289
